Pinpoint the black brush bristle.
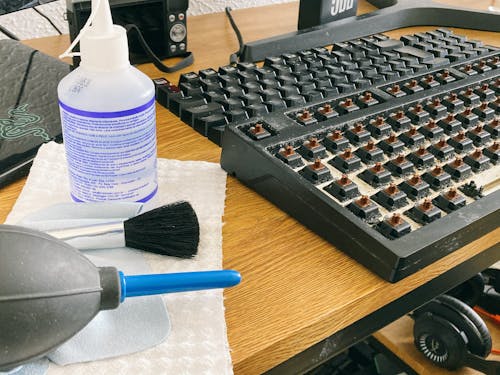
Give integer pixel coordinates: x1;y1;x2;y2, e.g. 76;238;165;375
123;201;200;258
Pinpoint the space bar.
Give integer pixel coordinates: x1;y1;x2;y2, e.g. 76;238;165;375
394;46;434;63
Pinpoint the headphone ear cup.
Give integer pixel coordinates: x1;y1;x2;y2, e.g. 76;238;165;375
446;273;485;307
413;312;468;370
435;294;492;358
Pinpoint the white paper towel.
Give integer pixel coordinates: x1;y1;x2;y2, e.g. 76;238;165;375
5;142;233;375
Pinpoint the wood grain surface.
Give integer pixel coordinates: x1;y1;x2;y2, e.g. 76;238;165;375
1;1;499;374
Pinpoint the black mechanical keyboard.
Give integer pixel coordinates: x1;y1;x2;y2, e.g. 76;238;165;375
155;29;500;282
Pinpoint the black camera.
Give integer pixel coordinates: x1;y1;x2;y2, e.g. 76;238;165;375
66;0;189;65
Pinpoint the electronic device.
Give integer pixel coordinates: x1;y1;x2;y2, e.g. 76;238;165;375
412;294;500;374
66;0;189;65
0;40;69;188
298;0;358;30
155;28;499;282
240;0;499;62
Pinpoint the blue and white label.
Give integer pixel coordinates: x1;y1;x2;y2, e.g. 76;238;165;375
59;98;158;203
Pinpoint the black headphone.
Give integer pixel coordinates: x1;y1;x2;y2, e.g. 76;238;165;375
412;269;500;374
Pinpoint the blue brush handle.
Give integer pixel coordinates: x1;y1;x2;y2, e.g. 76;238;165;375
119;270;241;301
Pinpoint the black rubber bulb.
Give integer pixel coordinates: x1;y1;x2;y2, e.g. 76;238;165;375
0;225;118;371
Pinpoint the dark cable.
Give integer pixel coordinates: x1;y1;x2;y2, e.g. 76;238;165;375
224;7;244;64
0;24;20;40
33;6;62;35
124;24;193;73
13;50;38;111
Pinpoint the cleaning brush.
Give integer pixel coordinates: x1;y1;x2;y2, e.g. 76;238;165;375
46;201;200;258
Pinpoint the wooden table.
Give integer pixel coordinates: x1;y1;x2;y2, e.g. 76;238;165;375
1;1;499;374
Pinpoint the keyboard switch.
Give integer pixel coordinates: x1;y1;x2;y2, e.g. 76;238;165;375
367;117;392;138
299;159;332;184
433;188;466;212
247;123;271;141
323;130;350;152
324;175;360;201
373;183;408;210
346;123;371;144
408;199;442;224
444;157;472;181
298;138;328;160
348;196;380;221
356;141;384;163
379;133;405;155
330;149;362;173
428;138;454;160
467;125;491;146
276;145;304;168
485;119;499;138
387;111;412;131
448;131;474;152
438;114;461;135
464;149;490;172
399;174;430;200
377;213;411;239
296;109;317;126
483;142;499;163
423;165;452;190
316;103;339;120
359;162;392;187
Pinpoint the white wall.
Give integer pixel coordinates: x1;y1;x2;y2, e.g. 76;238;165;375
0;0;297;40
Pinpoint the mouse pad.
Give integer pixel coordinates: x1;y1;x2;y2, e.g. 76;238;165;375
0;40;69;188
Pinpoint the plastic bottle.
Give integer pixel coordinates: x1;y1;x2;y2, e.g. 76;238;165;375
57;0;157;204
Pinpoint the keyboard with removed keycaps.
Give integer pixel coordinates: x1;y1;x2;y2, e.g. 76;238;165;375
155;28;500;282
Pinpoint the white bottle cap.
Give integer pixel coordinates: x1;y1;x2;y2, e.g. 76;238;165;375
60;0;130;71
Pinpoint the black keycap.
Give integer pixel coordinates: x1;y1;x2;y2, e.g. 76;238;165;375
180;102;224;126
222;86;244;98
179;72;200;84
203;90;226;103
425;58;450;68
258;88;281;101
254;67;276;80
198;68;219;80
225;109;248;123
207;125;225;146
154;79;182;109
200;79;221;92
245;103;268;117
301;90;323;102
337;83;356;94
219;75;240;87
218;65;238;76
265;98;287;112
284;95;306;108
180;82;203;96
241;81;262;93
239;92;262;106
217;98;243;110
169;95;206;116
194;114;228;136
373;39;404;51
